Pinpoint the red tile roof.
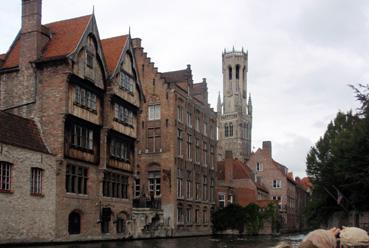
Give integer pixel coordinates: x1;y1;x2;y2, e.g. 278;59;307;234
0;111;49;153
0;53;5;60
101;35;128;74
1;15;91;69
217;159;253;180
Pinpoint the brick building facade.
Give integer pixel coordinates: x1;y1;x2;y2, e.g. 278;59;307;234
247;141;310;232
0;112;56;243
0;0;143;242
132;38;217;236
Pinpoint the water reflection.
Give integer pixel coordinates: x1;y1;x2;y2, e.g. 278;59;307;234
10;234;305;248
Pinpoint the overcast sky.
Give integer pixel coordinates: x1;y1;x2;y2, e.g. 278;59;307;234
1;0;368;177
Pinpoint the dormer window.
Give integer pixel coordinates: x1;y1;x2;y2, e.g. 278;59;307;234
119;72;134;94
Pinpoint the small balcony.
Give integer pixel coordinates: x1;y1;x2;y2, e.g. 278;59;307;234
133;196;162;209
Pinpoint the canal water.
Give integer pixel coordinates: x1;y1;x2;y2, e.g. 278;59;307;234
10;234;305;248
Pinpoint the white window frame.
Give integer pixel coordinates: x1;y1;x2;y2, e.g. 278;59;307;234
148;105;160;120
256;162;263;172
273;179;282;189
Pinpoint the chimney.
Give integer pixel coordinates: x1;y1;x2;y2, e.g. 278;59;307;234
20;0;42;70
262;141;272;158
224;150;233;182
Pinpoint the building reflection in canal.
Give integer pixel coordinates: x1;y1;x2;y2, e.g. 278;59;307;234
10;234;305;248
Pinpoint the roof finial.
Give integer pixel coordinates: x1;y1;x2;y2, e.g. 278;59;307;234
129;26;131;36
92;5;95;14
232;46;235;52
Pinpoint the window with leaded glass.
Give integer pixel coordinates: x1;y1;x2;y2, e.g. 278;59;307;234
148;171;160;197
119;72;134;93
186;170;192;199
0;162;12;192
72;124;94;150
177;129;183;157
103;172;128;199
187;134;192;160
148;105;160;120
30;167;43;195
195;139;200;163
74;85;97;111
114;103;133;125
65;165;88;194
110;138;129;161
147;127;161;152
202;175;208;201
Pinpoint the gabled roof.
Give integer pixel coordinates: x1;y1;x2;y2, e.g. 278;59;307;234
1;15;92;69
0;111;49;154
217;159;253;180
101;35;128;74
0;53;5;60
161;68;191;83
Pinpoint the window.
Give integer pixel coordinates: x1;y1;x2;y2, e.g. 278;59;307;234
68;211;81;234
195;209;200;224
110;138;129;161
148;105;160;120
187;112;192;127
273;179;282;189
177;105;183;122
272;195;282;201
72;124;94;150
228;194;234;204
202;176;208;201
147;127;161;152
218;193;225;208
228;66;232;80
66;165;88;194
116;217;125;234
195;139;200;163
74;85;96;111
195;114;200;131
0;162;12;192
236;64;240;79
148;171;161;197
114;103;133;125
195;181;200;200
177;129;183;157
177;167;183;199
210;178;215;202
229;122;233;136
86;52;93;68
203;122;207;136
203;208;208;224
103;172;128;198
186;207;192;224
119;72;134;93
177;207;184;224
187;134;192;160
203;142;208;166
256;162;263;172
30;168;43;195
186;170;192;199
134;178;140;198
101;207;112;234
224;123;229;137
210;145;214;169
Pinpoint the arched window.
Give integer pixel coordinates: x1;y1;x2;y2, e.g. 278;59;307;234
228;66;232;80
236;64;240;79
116;212;128;234
68;211;81;234
243;66;246;81
229;123;233;137
224;123;229;137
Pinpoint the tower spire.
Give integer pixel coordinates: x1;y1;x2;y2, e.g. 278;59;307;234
248;93;253;115
217;91;222;114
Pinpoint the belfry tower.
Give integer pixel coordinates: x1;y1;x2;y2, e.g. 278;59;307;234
217;47;252;161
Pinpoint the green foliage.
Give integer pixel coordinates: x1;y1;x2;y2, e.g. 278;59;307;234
212;203;278;234
306;84;369;224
